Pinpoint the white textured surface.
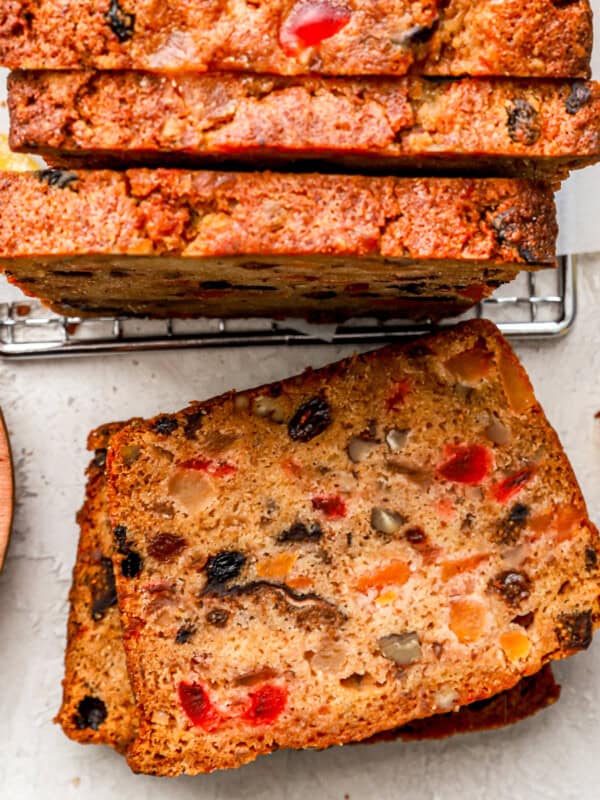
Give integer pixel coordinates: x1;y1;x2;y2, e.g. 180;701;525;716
0;258;599;798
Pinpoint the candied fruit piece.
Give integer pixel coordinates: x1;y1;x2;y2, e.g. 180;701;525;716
357;560;410;593
445;344;493;383
440;553;490;582
499;351;533;414
242;684;287;725
449;598;487;643
438;444;493;485
492;467;535;504
500;630;531;662
279;0;351;55
178;682;221;730
312;494;347;518
386;378;412;410
179;456;236;477
256;552;298;580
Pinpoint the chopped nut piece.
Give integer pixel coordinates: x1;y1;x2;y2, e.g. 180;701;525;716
385;428;409;453
347;437;378;463
377;632;421;665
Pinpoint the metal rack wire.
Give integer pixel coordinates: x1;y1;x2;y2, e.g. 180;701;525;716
0;256;576;358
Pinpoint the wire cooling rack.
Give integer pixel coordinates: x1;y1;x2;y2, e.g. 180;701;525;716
0;256;576;358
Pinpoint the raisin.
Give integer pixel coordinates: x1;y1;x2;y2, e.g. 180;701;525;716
494;503;530;545
405;526;426;544
184;410;205;440
404;343;434;359
113;524;128;554
205;551;246;586
147;533;187;562
555;610;593;650
199;280;232;289
36;168;77;189
73;696;107;731
92;449;107;469
565;81;592;114
153;416;178;435
506;99;540;145
585;547;598;571
175;623;196;644
489;570;531;607
401;20;439;45
121;550;143;578
105;0;135;42
493;212;514;245
277;521;323;543
288;396;332;442
90;557;117;621
206;608;230;627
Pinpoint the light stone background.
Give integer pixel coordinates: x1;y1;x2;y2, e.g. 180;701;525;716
3;9;600;798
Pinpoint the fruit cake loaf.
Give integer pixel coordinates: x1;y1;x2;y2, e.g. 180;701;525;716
59;421;561;756
55;422;138;753
0;169;557;322
0;0;591;77
9;71;600;180
106;320;600;776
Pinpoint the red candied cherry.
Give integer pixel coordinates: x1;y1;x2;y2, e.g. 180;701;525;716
242;684;288;726
178;682;222;731
312;494;347;518
438;444;493;485
386;378;412;410
279;0;352;55
492;467;535;504
179;457;236;477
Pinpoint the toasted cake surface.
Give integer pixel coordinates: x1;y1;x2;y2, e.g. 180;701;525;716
0;0;591;77
55;422;138;753
0;170;556;322
106;320;600;775
58;421;561;756
8;72;600;179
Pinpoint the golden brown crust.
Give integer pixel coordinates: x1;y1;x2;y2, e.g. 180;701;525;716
8;72;600;179
0;0;591;77
0;170;557;322
105;320;600;775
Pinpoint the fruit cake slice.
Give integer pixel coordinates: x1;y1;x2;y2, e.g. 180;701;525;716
58;420;561;756
0;170;557;322
106;319;600;776
55;422;138;753
9;71;600;180
0;0;591;77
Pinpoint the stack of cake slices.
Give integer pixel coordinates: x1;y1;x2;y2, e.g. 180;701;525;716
56;321;600;775
0;0;598;320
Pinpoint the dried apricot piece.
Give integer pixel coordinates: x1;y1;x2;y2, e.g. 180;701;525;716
441;553;491;582
499;351;533;414
256;552;298;580
445;344;494;383
357;561;410;593
449;598;487;643
500;630;531;662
